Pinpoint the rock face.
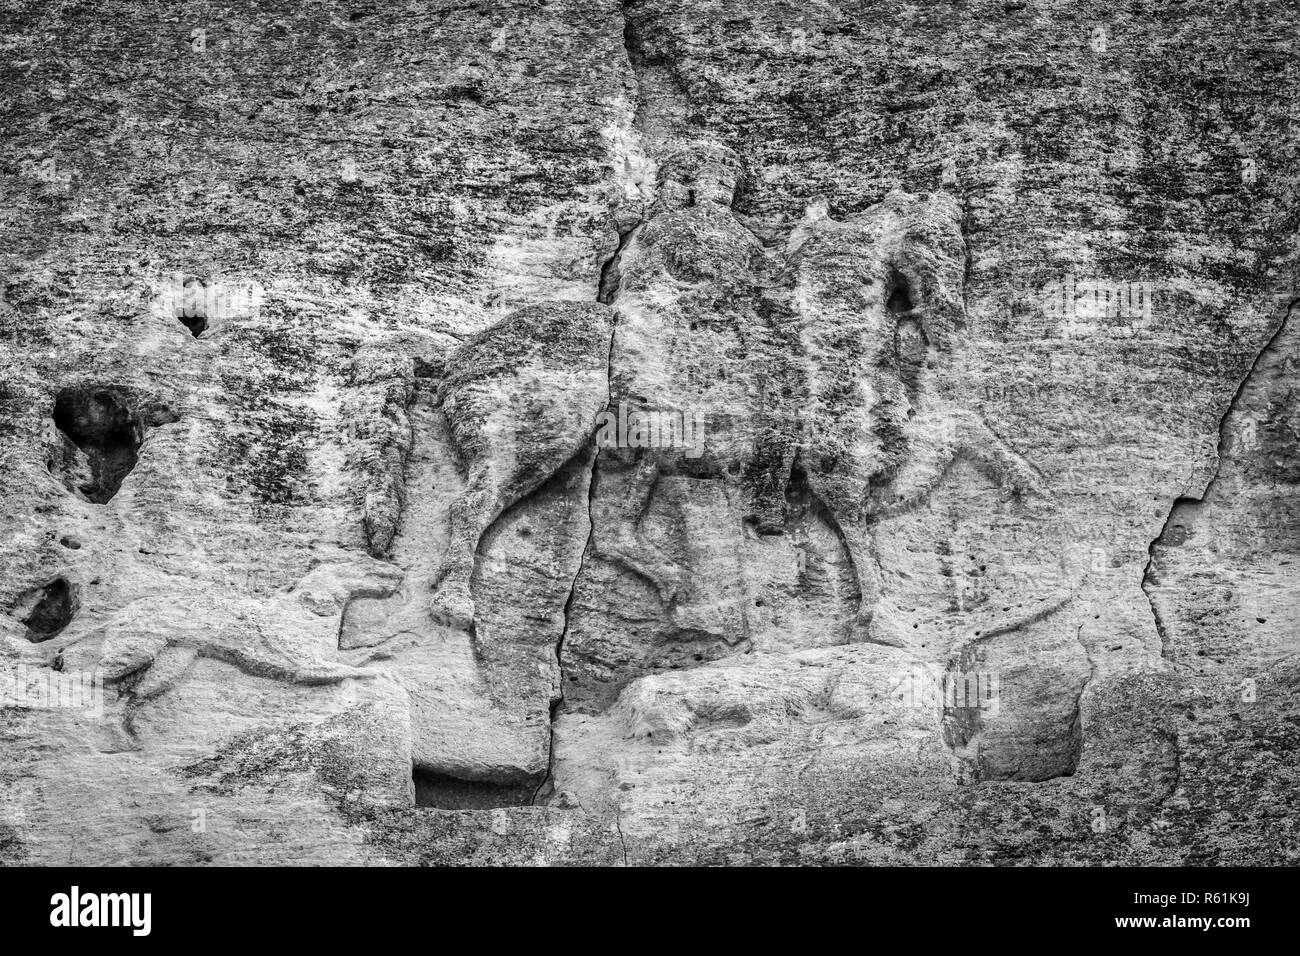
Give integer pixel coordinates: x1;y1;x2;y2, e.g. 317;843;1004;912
0;0;1297;865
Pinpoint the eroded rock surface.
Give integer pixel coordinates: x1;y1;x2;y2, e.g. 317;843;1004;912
1;0;1297;865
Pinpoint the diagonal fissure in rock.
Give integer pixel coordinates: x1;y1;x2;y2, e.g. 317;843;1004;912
1141;296;1299;659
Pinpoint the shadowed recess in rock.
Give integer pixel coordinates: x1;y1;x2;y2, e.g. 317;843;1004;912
886;268;914;316
51;386;145;502
941;651;1086;783
20;577;76;642
412;767;535;810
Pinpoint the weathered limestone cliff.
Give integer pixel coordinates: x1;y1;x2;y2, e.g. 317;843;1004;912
1;0;1297;864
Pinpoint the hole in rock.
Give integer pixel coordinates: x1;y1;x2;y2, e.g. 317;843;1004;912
51;387;145;502
20;578;76;642
412;767;535;810
886;269;914;316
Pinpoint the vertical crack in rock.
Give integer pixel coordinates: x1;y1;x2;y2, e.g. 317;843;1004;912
533;266;625;806
620;0;656;130
1141;297;1298;659
614;807;629;865
533;234;637;804
533;0;645;805
1142;558;1176;659
1067;621;1097;771
597;225;640;305
619;0;692;144
958;198;974;315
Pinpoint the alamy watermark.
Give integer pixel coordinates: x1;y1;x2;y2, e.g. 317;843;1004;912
594;402;705;458
889;666;1000;715
0;666;103;718
1040;274;1156;334
150;273;265;326
18;156;71;191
